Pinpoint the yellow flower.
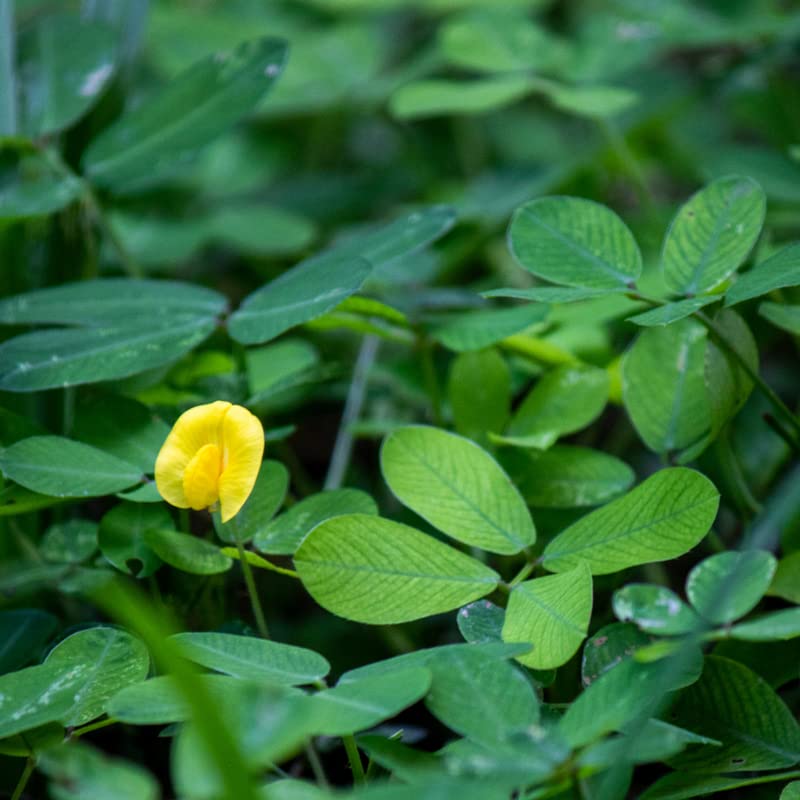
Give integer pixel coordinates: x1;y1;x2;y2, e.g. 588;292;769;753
155;401;264;522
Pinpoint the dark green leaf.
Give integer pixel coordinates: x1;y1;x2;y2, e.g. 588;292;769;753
613;584;702;636
430;303;548;352
144;529;233;575
98;502;169;578
0;609;57;674
726;243;800;306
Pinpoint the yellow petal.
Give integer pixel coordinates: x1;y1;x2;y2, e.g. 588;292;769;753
183;443;222;510
218;405;265;522
155;400;231;509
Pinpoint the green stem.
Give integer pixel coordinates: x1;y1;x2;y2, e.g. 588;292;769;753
695;311;800;436
343;734;366;785
11;757;35;800
714;431;761;519
305;741;330;789
418;334;443;427
509;559;535;587
70;717;118;738
235;538;269;639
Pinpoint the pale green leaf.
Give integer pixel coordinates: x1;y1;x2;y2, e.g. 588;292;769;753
759;302;800;335
502;563;593;669
294;514;499;624
627;296;718;327
430;303;548;352
613;584;702;636
729;608;800;642
381;425;535;554
542;468;719;575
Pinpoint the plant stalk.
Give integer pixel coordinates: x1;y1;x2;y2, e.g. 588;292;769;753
343;734;366;784
235;538;270;639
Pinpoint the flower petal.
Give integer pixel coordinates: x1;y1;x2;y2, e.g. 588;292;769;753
155;400;231;509
183;443;222;510
218;405;265;522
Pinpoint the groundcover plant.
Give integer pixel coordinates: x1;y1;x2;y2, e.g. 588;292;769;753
1;1;800;798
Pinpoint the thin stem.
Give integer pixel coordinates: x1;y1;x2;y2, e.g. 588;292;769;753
714;431;761;519
509;560;535;587
695;311;800;436
305;741;330;789
221;547;300;580
418;334;443;427
70;717;118;738
235;538;269;639
11;757;35;800
325;335;379;490
343;734;366;785
763;413;800;455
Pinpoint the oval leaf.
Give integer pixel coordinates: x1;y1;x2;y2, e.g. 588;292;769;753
170;632;329;685
294;514;499;624
662;175;766;295
381;426;535;555
612;584;702;636
502;563;593;670
542;468;720;575
0;436;142;497
509;196;642;290
686;550;777;625
143;529;233;575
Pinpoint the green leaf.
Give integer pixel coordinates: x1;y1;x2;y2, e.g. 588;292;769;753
83;37;287;189
107;674;248;726
41;519;98;564
581;623;651;687
622;320;711;453
662;176;766;295
254;488;378;555
728;608;800;641
440;9;562;73
390;77;533;119
542;468;719;575
230;205;454;345
508;196;642;290
641;770;800;800
430;303;549;352
627;296;718;327
726;243;800;306
759;302;800;335
500;365;609;449
457;600;505;644
687;550;776;625
44;627;150;727
483;286;622;303
98;502;169;577
381;425;535;555
0;436;142;497
228;253;371;345
704;309;758;439
294;514;499;624
144;529;233;575
424;647;539;745
0;278;227;326
214;460;289;544
502;563;593;669
38;741;159;800
72;393;170;475
613;584;702;636
559;651;702;749
18;15;116;137
0;722;65;757
668;655;800;772
170;632;330;685
0;319;218;392
448;349;511;446
0;154;84;219
768;552;800;604
246;339;319;398
306;668;430;736
502;445;634;508
540;82;638;119
0;609;57;674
